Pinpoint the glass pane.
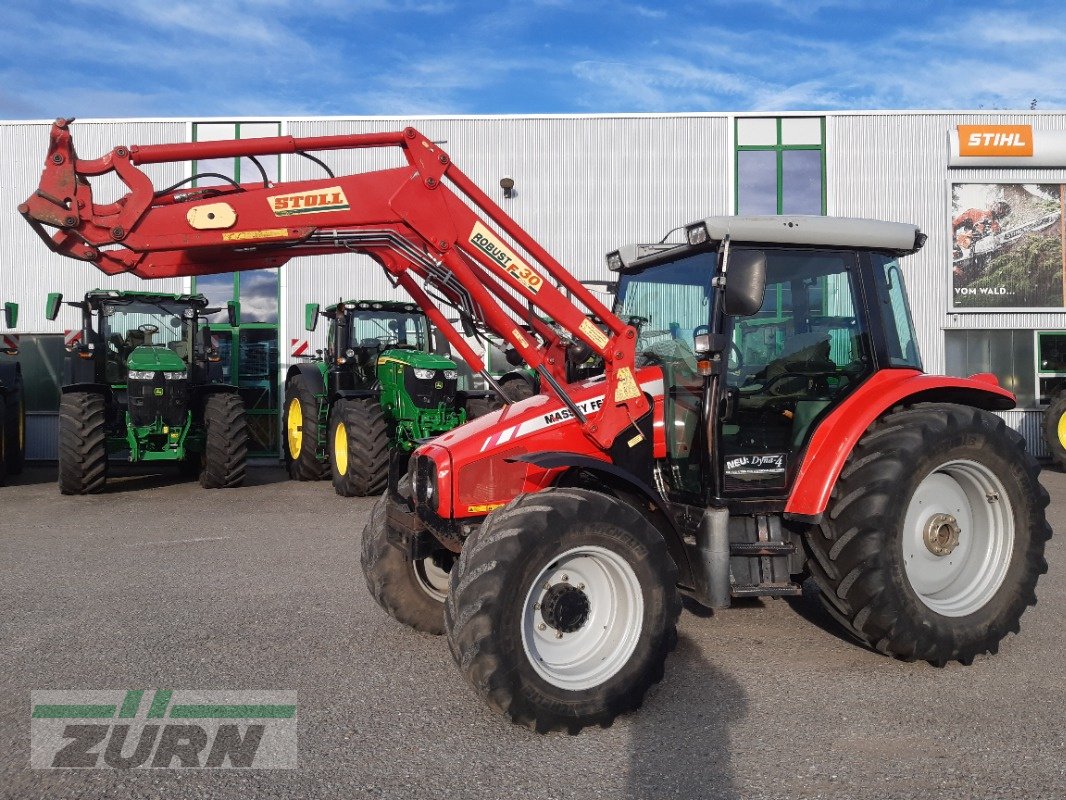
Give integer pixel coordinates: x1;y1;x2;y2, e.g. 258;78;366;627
237;329;279;412
737;150;778;215
737;118;777;146
780;117;822;145
1039;333;1066;372
872;255;922;369
196;272;235;309
781;150;822;215
16;334;64;412
239;270;279;324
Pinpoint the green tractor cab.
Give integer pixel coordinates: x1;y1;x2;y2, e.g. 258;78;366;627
285;299;496;496
45;289;248;494
0;300;25;484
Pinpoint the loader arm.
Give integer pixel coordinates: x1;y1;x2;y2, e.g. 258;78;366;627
19;119;648;450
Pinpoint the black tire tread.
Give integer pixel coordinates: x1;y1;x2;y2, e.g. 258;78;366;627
58;392;109;495
199;393;248;489
331;399;388;497
283;375;329;481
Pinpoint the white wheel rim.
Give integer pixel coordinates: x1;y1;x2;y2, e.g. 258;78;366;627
902;458;1014;617
521;546;643;691
413;557;450;602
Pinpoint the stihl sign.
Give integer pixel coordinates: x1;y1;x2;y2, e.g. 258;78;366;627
958;125;1033;157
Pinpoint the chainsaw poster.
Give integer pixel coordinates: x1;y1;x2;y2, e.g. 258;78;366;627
951;183;1066;309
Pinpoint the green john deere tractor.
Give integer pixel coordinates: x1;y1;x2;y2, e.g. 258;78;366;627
0;301;25;485
284;299;497;497
45;289;249;494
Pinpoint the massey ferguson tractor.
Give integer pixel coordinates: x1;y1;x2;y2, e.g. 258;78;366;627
0;301;25;484
286;298;495;496
21;119;1050;733
44;288;248;494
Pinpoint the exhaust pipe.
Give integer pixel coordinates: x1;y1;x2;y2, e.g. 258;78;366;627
697;507;731;609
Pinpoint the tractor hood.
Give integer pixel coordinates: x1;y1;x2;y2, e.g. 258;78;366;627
378;349;456;371
126;346;186;372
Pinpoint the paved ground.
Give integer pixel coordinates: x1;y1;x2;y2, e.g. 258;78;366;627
1;463;1064;800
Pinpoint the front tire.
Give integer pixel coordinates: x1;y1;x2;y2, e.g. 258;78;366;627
1041;391;1066;469
360;490;450;634
806;403;1050;666
445;488;680;733
283;375;328;481
199;393;248;489
329;398;388;497
58;392;109;495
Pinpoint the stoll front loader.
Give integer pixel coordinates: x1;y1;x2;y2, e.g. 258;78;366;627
0;301;25;484
44;289;248;494
22;120;1050;733
285;298;495;496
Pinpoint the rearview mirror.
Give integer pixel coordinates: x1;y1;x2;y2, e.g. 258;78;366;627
305;302;320;332
45;292;63;321
227;300;241;328
3;302;17;329
724;250;767;317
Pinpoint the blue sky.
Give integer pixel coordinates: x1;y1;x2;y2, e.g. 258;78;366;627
1;0;1063;119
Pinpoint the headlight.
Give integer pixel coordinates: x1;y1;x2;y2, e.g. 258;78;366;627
345;348;356;358
606;251;624;272
163;371;187;380
443;369;458;380
128;370;156;380
413;368;436;379
686;222;709;246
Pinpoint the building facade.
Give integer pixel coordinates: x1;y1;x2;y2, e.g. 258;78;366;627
2;111;1064;459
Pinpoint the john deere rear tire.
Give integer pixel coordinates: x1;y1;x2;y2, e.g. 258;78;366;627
806;403;1050;666
445;488;680;733
499;376;535;402
329;398;388;497
283;375;328;481
199;393;248;489
1041;391;1066;469
4;378;25;475
464;396;502;419
58;391;109;495
360;491;450;634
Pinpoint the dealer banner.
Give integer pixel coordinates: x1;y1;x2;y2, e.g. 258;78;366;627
952;183;1066;310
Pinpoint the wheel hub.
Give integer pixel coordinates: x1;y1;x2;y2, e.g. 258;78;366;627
923;512;961;556
539;583;591;633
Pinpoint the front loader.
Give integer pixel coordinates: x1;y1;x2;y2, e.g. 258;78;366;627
45;289;248;493
285;298;496;496
20;120;1051;733
0;301;25;484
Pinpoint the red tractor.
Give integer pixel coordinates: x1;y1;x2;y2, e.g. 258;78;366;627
21;120;1050;733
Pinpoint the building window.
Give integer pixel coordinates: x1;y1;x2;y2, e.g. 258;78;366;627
736;117;825;215
944;329;1035;408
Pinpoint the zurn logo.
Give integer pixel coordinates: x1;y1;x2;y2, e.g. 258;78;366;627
30;689;297;769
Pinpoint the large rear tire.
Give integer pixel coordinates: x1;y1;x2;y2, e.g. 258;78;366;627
499;376;535;402
1041;390;1066;469
329;398;388;497
360;490;450;635
805;403;1050;666
283;374;328;481
445;488;680;733
199;393;248;489
58;392;109;495
4;378;25;475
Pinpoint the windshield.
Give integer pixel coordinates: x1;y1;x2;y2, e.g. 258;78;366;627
348;311;427;350
612;251;714;370
100;300;198;362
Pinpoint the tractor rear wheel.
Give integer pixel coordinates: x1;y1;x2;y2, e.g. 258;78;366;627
445;488;680;733
464;396;503;419
58;391;109;495
1041;391;1066;469
4;378;25;475
329;398;388;497
199;393;248;489
360;488;450;634
499;376;535;402
806;403;1050;666
283;375;328;481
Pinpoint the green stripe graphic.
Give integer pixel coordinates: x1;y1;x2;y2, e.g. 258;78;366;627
147;689;172;718
118;690;143;718
32;704;115;719
169;704;296;719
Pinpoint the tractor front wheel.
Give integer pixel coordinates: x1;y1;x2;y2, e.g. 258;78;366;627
360;490;450;634
445;488;680;733
199;393;248;489
1041;391;1066;469
806;403;1050;666
58;391;109;495
283;376;328;481
329;399;388;497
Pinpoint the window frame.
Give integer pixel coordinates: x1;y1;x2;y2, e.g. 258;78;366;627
735;117;827;215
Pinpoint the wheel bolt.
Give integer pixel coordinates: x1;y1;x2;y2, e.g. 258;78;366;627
561;574;569;582
533;602;541;610
537;623;546;631
578;583;585;590
555;632;563;639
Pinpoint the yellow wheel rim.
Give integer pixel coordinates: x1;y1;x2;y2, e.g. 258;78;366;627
1057;410;1066;451
334;421;349;476
286;397;303;459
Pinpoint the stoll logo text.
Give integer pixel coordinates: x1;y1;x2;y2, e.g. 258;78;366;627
30;689;297;769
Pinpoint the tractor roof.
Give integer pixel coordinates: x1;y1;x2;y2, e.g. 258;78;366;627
325;299;422;316
609;215;926;272
85;289;210;308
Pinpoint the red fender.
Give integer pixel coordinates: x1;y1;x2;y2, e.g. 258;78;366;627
785;370;1015;517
